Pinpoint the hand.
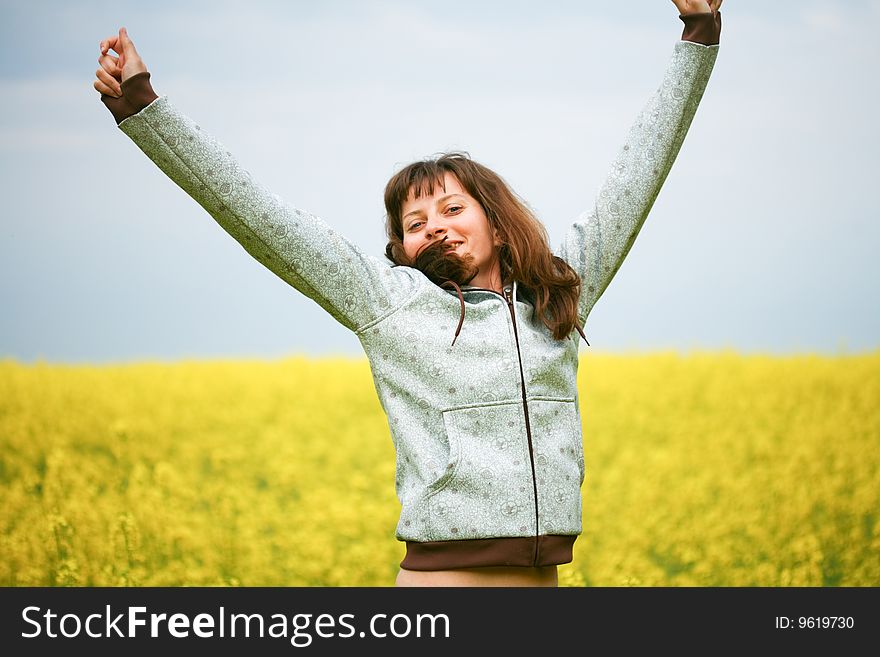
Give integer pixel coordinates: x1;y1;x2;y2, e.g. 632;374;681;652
671;0;722;15
94;26;148;98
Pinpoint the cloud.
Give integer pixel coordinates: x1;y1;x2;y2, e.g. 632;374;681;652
800;5;846;32
0;78;106;151
0;128;92;150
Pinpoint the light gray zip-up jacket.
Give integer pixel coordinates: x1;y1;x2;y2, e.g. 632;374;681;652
103;13;720;570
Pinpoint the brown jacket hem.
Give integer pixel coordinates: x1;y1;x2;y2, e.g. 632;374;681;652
400;534;577;571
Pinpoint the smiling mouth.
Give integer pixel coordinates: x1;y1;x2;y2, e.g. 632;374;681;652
443;240;464;251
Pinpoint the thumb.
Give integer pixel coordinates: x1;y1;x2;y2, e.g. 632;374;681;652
116;26;149;83
118;26;139;61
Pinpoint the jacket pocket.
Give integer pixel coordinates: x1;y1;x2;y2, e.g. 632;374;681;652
419;400;536;540
528;397;585;535
423;427;461;495
529;397;585;484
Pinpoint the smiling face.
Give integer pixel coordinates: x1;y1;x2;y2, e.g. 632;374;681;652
400;172;503;291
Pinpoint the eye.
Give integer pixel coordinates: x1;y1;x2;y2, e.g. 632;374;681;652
447;205;462;213
407;221;422;231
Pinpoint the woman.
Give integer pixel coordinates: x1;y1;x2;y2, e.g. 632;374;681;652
94;0;723;587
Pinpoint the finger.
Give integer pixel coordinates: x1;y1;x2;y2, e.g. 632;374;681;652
100;34;120;56
96;66;123;95
93;78;120;98
98;52;122;79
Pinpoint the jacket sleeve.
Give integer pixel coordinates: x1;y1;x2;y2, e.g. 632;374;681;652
107;84;419;334
555;14;720;326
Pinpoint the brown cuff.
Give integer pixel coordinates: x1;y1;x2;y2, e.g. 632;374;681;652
100;71;159;125
679;10;722;46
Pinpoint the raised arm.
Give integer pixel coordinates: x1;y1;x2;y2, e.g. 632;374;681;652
95;28;419;334
555;6;722;326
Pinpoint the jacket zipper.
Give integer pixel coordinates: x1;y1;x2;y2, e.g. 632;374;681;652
503;286;541;566
455;285;541;564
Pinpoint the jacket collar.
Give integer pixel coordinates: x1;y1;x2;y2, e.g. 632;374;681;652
439;279;588;348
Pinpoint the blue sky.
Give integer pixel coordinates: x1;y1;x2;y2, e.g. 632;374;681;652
1;0;878;363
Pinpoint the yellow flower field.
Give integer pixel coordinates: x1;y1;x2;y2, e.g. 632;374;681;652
1;350;877;587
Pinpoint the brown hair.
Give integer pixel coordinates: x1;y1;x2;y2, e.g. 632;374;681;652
383;151;581;341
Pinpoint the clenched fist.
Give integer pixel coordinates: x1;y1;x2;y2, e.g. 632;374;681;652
94;27;148;98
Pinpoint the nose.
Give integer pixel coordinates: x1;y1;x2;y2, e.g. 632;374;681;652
425;215;447;240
